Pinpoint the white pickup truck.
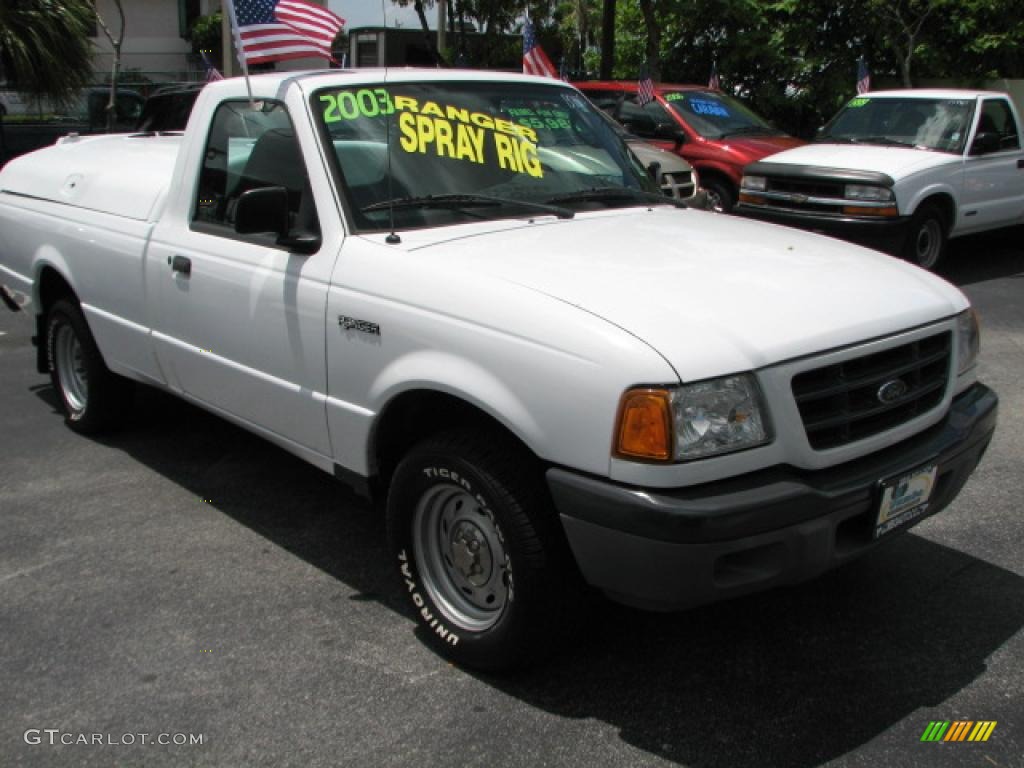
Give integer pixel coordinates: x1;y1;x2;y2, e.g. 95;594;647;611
0;71;998;670
737;89;1024;269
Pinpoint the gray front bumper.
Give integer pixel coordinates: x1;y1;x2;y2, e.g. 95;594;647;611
548;384;998;611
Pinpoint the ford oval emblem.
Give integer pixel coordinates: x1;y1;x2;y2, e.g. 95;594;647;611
877;379;908;404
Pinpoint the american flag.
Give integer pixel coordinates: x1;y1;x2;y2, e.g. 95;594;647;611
200;50;224;81
637;62;655;106
708;61;720;90
856;58;871;95
231;0;345;65
523;17;558;79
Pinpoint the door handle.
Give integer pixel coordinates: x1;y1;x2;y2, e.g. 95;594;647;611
1018;158;1024;169
169;254;192;276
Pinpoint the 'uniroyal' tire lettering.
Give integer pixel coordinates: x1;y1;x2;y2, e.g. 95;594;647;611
398;549;460;646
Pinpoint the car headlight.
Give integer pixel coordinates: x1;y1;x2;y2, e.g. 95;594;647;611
615;374;771;462
956;308;980;375
741;175;767;192
844;184;894;202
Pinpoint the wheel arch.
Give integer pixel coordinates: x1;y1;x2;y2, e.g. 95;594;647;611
33;263;80;374
906;189;957;232
368;386;540;494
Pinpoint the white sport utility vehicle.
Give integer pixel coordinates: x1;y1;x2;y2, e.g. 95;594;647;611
736;89;1024;269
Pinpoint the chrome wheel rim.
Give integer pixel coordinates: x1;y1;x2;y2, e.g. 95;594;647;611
55;324;88;414
412;483;510;632
914;219;942;268
706;187;726;213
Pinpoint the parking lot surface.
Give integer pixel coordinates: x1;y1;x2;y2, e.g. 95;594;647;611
2;230;1022;768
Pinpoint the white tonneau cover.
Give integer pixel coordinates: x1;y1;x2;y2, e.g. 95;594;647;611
0;133;181;221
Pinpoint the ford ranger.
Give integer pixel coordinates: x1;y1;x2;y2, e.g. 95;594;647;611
0;71;998;670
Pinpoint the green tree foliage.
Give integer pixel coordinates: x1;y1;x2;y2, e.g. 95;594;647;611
0;0;95;109
390;0;1022;135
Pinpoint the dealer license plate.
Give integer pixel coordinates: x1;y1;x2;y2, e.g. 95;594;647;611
874;464;938;539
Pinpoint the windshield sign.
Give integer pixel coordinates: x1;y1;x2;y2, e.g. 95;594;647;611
314;81;658;231
663;90;779;139
820;97;976;153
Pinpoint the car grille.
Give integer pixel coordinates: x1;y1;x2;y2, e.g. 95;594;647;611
661;170;696;200
792;332;952;450
757;176;845;214
768;177;844;197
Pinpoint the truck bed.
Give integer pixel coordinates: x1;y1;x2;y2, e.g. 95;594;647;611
0;133;181;221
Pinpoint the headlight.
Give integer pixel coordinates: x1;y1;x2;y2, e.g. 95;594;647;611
741;175;767;192
844;184;893;202
956;308;980;375
674;374;770;459
615;374;771;462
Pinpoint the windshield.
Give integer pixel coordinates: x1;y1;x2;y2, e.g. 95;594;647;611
662;90;781;139
819;96;976;154
313;81;658;231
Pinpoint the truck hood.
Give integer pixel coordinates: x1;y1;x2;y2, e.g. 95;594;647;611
396;208;966;382
757;142;960;180
704;134;805;162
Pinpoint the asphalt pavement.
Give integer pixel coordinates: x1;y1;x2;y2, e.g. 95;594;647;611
1;229;1022;768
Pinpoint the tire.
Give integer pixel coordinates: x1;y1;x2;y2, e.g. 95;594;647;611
703;177;736;213
903;204;947;270
46;298;132;434
386;430;570;672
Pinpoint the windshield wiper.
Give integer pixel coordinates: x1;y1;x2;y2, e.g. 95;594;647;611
853;136;915;147
545;186;687;209
362;193;574;220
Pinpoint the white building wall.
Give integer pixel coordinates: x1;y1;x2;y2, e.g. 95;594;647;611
90;0;218;81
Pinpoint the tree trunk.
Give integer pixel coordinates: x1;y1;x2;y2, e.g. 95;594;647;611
96;0;126;133
638;0;660;81
413;1;444;66
599;0;616;79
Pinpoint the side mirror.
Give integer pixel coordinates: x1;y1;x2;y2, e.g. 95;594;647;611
646;160;662;182
970;131;1000;156
234;186;320;254
654;123;687;147
235;186;289;236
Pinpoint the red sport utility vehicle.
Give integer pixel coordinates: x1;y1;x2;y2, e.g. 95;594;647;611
574;81;804;212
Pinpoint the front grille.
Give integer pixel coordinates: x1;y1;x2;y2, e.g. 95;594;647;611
767;177;844;198
792;332;951;450
661;170;695;200
761;197;843;215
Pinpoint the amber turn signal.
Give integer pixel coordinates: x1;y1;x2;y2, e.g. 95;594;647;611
614;388;673;461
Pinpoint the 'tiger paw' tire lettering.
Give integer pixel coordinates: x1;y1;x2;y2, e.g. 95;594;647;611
386;430;570;671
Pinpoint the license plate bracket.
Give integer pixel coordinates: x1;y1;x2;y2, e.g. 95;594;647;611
874;464;939;539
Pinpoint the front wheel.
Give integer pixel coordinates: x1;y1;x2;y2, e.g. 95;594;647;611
702;177;736;213
386;431;570;671
903;204;947;270
46;298;132;433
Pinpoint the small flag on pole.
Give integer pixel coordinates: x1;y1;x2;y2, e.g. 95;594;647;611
523;17;559;79
229;0;345;66
637;62;655;106
200;50;224;81
856;58;871;95
708;61;720;90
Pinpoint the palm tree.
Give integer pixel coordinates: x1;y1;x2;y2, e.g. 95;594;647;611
0;0;95;109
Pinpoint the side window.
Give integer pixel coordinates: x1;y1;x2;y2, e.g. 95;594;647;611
978;99;1020;151
194;100;319;236
619;98;675;138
